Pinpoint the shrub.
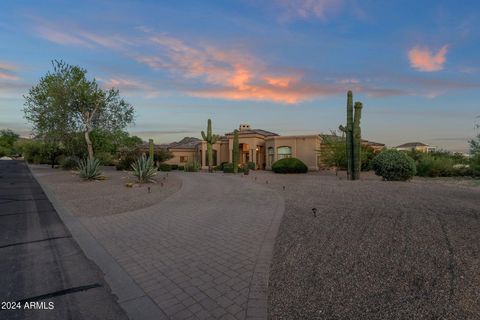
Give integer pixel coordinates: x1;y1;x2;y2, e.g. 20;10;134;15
77;158;103;180
171;164;179;170
96;152;116;166
159;163;172;171
247;162;256;170
61;156;79;170
223;163;234;173
131;155;157;183
184;160;200;172
371;149;416;181
243;165;250;175
178;165;185;171
116;146;142;171
272;157;308;174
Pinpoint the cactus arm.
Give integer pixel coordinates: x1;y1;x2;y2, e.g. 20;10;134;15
201;131;207;141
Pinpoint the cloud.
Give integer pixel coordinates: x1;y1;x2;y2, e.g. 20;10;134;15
276;0;343;21
99;76;161;98
408;45;449;72
0;62;20;81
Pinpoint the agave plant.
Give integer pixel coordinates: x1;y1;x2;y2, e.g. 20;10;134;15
77;158;102;180
131;155;157;183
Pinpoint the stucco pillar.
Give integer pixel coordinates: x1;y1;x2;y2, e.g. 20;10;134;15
201;147;206;168
252;147;257;165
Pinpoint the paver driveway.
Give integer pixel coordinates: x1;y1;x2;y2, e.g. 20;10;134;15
81;172;284;319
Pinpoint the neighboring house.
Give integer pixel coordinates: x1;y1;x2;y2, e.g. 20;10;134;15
395;142;436;153
361;139;386;153
163;124;385;171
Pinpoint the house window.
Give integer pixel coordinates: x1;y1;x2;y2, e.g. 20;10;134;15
267;147;274;166
179;156;188;163
277;146;292;160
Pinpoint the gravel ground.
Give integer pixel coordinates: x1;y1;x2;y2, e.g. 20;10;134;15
245;170;480;320
30;165;182;217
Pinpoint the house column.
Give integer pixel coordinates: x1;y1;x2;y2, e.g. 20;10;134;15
252;147;257;165
201;147;207;168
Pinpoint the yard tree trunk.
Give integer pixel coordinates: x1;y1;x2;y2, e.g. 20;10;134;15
85;129;94;160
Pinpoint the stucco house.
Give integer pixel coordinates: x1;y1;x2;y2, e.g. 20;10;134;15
163;124;384;171
395;142;436;153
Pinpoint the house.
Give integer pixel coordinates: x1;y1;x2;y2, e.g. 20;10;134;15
164;124;384;171
395;142;436;153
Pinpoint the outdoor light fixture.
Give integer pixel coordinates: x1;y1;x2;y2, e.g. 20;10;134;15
312;208;317;217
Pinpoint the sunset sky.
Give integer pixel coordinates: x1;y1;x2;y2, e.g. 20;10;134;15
1;0;479;152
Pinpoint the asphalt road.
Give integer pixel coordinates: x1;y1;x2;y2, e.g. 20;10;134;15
0;160;127;320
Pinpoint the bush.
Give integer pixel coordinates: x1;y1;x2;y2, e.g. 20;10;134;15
184;160;200;172
243;165;250;175
131;155;157;183
61;156;79;170
247;162;256;170
272;157;308;174
77;158;103;180
371;149;416;181
158;163;172;171
116;146;142;171
223;163;234;173
96;152;116;166
171;164;179;170
178;165;185;171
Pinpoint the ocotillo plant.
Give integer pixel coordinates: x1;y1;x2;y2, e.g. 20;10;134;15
149;139;154;162
201;119;219;172
339;91;363;180
232;129;239;173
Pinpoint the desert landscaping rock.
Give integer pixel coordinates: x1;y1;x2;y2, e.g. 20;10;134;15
31;165;182;217
246;171;480;320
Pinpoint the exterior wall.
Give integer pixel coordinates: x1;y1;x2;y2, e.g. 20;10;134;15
165;149;197;166
265;135;321;171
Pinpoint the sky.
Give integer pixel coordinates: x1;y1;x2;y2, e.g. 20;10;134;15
1;0;479;152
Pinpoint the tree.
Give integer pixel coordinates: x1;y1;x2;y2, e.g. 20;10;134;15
469;116;480;155
0;129;19;157
319;132;347;175
24;60;134;160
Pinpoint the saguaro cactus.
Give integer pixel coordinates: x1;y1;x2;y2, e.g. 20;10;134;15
232;129;239;173
352;102;363;180
201;119;219;172
339;91;363;180
149;139;154;162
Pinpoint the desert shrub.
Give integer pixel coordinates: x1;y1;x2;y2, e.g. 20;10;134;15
131;155;157;183
371;149;416;181
96;152;116;166
223;163;234;173
77;158;103;180
178;165;185;171
247;161;256;170
116;146;142;171
159;163;172;171
272;157;308;174
184;160;200;172
61;156;79;170
170;164;179;170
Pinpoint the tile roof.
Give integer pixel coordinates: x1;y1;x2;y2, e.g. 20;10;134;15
168;137;202;149
225;129;278;137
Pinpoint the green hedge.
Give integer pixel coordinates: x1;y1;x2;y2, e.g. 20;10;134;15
158;163;172;171
223;163;234;173
247;161;256;170
371;149;416;181
272;158;308;173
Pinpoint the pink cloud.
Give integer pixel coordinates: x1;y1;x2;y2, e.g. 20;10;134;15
100;76;161;98
408;45;449;72
0;62;20;81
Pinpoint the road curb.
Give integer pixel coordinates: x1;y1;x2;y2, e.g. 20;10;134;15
29;165;168;320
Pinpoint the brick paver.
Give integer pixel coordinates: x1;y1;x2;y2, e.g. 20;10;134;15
81;172;284;319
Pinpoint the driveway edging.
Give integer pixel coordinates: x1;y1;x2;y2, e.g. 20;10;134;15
30;165;169;320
